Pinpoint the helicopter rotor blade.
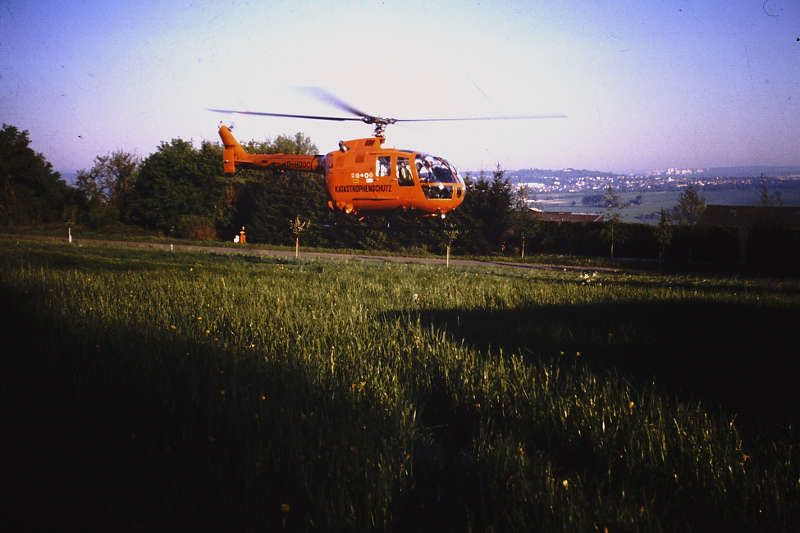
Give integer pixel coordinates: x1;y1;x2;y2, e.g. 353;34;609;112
207;108;363;122
300;87;375;120
210;92;567;139
394;114;567;123
300;88;568;122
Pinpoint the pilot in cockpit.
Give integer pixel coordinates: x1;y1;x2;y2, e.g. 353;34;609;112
417;155;434;183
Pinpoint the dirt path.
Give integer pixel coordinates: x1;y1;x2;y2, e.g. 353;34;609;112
2;233;642;274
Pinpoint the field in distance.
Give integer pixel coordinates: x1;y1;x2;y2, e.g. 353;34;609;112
1;238;798;531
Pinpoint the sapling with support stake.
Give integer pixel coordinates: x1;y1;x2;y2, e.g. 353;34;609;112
443;224;460;267
289;215;311;258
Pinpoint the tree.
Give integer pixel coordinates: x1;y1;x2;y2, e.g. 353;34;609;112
510;182;541;259
268;132;317;155
488;164;513;251
513;183;532;212
758;175;783;208
654;208;673;271
76;149;139;226
602;186;624;258
132;139;226;237
450;165;513;255
0;124;72;225
671;185;706;225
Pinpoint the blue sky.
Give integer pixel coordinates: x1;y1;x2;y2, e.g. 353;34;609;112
1;0;798;174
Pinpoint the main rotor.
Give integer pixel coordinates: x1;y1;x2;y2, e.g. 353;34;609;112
209;87;566;138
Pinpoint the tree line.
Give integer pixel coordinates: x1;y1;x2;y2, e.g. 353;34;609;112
2;123;794;273
0;123;517;253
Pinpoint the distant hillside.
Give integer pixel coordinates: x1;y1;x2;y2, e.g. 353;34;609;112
703;166;800;178
466;166;800;180
465;168;618;183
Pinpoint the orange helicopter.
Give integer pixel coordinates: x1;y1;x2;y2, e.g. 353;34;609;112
210;90;565;217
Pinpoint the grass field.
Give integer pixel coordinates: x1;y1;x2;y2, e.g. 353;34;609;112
1;237;798;531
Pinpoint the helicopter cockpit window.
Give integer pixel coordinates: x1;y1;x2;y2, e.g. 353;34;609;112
416;155;432;183
416;154;457;184
451;164;465;186
397;157;414;186
376;156;391;177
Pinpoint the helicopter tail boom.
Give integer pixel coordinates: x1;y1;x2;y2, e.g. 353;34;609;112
217;124;325;174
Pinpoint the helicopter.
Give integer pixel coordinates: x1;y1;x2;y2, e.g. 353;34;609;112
210;90;565;217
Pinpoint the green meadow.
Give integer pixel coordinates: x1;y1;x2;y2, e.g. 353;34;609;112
1;237;798;531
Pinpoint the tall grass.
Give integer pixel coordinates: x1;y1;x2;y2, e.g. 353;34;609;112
1;237;797;531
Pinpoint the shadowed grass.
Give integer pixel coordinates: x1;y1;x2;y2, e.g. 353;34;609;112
1;238;798;531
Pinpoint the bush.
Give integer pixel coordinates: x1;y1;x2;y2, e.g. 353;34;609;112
176;215;217;241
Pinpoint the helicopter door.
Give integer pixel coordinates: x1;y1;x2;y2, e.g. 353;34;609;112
397;156;414;186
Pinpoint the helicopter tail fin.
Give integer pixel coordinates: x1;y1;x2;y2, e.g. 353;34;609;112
218;124;249;174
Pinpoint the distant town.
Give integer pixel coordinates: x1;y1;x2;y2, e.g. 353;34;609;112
462;166;800;224
466;166;800;195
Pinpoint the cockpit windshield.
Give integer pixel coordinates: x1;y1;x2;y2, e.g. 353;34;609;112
416;154;460;184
